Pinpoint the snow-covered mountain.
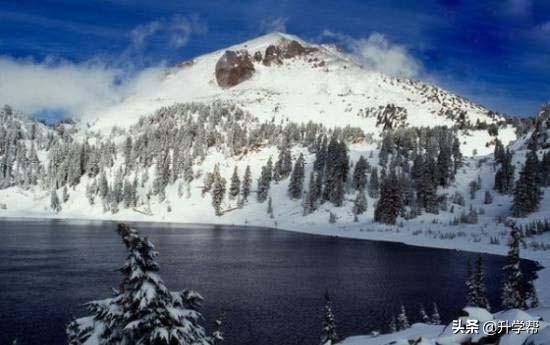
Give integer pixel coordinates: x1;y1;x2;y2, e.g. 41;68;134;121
88;32;516;155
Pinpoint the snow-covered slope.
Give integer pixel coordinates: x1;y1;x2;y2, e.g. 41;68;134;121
88;32;515;155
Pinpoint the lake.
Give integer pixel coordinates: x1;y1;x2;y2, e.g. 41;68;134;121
0;219;538;345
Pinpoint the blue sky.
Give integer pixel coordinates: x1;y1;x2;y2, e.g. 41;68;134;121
1;0;549;117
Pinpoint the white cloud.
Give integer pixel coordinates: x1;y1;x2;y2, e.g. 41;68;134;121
0;15;206;120
322;30;422;79
260;17;288;33
131;20;162;48
0;56;164;119
169;15;207;48
130;15;207;49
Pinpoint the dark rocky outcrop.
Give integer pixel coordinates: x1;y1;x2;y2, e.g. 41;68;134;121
215;50;255;88
263;45;282;66
263;39;318;66
253;51;263;62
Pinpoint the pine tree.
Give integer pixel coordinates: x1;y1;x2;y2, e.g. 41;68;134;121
328;212;337;224
67;224;213;345
288;153;305;199
322;137;348;206
303;171;317;215
431;303;441;325
211;315;224;345
320;290;338;345
267;196;274;219
241;165;252;201
465;259;477;306
452;137;463;173
211;166;226;216
541;151;550;187
437;144;452;186
419;305;430;324
352;156;368;191
512;150;542;217
62;185;70;203
374;170;401;225
396;304;410;330
50;190;62;213
368;168;380;198
274;144;292;181
229;166;240;200
494;139;505;164
257;162;272;203
388;317;397;333
501;223;527;309
494;149;515;194
474;255;490;310
352;189;367;216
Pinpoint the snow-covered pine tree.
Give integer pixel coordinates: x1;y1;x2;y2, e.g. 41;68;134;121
352;189;367;216
494;139;505;164
66;224;213;345
494;149;515;194
541;151;550;187
512;150;542;217
211;165;226;216
314;136;328;174
452;136;463;173
202;172;214;196
303;171;317;215
501;222;527;309
421;154;439;214
322;137;348;206
396;304;410;330
374;169;401;224
368;167;380;198
229;166;240;200
274;143;292;181
99;171;109;200
267;196;274;218
419;305;430;324
436;142;452;187
211;315;224;345
352;156;368;191
388;317;397;333
241;165;252;201
474;255;490;311
288;153;305;199
431;303;441;325
62;185;69;203
328;212;337;224
465;259;477;307
257;160;272;203
320;290;338;345
50;190;62;213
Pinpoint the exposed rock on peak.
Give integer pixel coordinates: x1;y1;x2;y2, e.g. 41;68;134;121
263;45;283;66
262;39;317;66
215;50;255;88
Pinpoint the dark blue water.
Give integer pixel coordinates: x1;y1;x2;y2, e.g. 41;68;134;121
0;219;538;345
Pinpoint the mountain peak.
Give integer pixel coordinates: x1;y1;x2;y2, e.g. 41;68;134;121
227;32;310;52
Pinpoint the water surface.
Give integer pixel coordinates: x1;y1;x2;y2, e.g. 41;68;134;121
0;219;537;345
